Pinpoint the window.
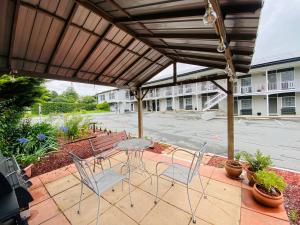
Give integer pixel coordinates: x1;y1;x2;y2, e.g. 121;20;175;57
241;77;252;93
282;96;295;108
280;69;294;90
166;98;172;110
165;87;172;96
99;94;105;101
185;96;193;110
241;99;252;109
125;91;129;99
241;77;251;86
185;84;192;93
109;92;115;100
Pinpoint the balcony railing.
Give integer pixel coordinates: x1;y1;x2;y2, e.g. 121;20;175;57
268;81;295;91
241;86;252;94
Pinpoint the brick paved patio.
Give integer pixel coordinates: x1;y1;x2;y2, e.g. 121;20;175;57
27;151;290;225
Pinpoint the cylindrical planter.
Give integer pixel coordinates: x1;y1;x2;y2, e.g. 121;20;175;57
225;160;242;179
24;164;33;178
252;183;283;208
245;165;256;186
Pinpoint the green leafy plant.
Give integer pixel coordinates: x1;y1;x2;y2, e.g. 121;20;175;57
255;170;287;194
60;115;91;140
240;150;272;172
235;152;242;161
96;101;110;111
288;209;299;223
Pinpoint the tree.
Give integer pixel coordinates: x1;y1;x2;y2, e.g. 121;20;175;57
0;74;47;156
62;86;79;103
80;96;96;104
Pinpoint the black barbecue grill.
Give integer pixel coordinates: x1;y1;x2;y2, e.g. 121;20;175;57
0;151;33;225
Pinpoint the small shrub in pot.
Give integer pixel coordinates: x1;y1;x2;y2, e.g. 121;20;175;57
252;170;287;208
241;150;272;186
225;152;243;179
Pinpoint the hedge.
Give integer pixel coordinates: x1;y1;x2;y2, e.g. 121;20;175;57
32;102;97;114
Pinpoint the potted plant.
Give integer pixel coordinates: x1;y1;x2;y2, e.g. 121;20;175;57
225;152;243;179
252;170;287;208
241;150;272;186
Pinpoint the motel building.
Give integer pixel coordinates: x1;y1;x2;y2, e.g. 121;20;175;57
97;57;300;116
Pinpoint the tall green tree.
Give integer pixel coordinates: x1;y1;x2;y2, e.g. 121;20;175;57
62;86;79;103
0;75;47;155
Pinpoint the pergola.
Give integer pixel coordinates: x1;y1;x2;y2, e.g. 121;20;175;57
0;0;262;159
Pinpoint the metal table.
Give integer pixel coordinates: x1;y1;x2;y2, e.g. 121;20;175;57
116;138;152;182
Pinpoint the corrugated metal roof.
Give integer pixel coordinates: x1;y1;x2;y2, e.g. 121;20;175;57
0;0;262;88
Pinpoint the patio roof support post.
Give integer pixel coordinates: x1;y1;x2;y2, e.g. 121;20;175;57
137;88;143;138
227;77;234;160
173;62;177;84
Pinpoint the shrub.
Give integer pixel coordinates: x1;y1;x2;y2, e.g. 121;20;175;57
241;150;272;172
96;101;110;111
59;115;91;140
32;102;97;114
4;120;58;167
255;170;287;193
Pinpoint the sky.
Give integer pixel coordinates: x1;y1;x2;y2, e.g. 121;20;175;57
45;0;300;96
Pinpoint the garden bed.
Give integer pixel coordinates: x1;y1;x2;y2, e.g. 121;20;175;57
31;134;169;177
207;155;300;225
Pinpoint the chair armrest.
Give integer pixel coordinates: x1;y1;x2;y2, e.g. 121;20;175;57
171;149;195;164
155;161;171;176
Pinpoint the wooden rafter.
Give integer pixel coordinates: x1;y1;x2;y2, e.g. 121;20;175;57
115;2;261;22
210;0;236;75
94;37;135;81
211;80;228;93
137;61;173;86
137;33;256;41
46;3;79;73
126;55;164;85
111;48;152;83
8;0;20;70
75;0;170;61
154;45;253;56
141;74;228;90
73;24;113;77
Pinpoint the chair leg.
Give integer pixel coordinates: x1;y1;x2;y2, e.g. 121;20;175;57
95;195;101;225
187;185;196;223
128;171;133;207
198;172;207;199
154;174;159;204
77;183;83;214
93;158;96;172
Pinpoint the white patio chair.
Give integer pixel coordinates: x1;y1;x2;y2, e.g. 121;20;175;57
69;152;133;225
154;142;208;223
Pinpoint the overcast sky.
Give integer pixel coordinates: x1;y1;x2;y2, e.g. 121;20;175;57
46;0;300;96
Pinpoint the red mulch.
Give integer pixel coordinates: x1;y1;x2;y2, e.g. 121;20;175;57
31;140;92;177
147;142;169;154
207;155;300;225
31;134;169;177
207;155;226;168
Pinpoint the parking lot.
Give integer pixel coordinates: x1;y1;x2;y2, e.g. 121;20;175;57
84;111;300;171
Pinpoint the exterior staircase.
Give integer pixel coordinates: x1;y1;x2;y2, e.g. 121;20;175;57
203;90;227;111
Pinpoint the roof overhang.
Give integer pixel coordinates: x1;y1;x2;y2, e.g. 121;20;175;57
0;0;263;88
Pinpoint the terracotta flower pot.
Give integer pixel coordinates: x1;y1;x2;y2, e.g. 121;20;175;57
245;165;256;186
225;160;242;179
252;183;283;208
24;164;33;178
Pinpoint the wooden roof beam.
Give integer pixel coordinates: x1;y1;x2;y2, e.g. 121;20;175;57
46;3;79;73
154;45;253;56
141;74;228;90
8;0;20;70
166;53;250;65
210;0;236;74
115;2;261;22
94;37;135;81
137;33;256;41
126;55;164;85
111;48;152;83
74;24;113;77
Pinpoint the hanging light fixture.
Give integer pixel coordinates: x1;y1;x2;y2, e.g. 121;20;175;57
203;0;217;26
217;39;226;53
